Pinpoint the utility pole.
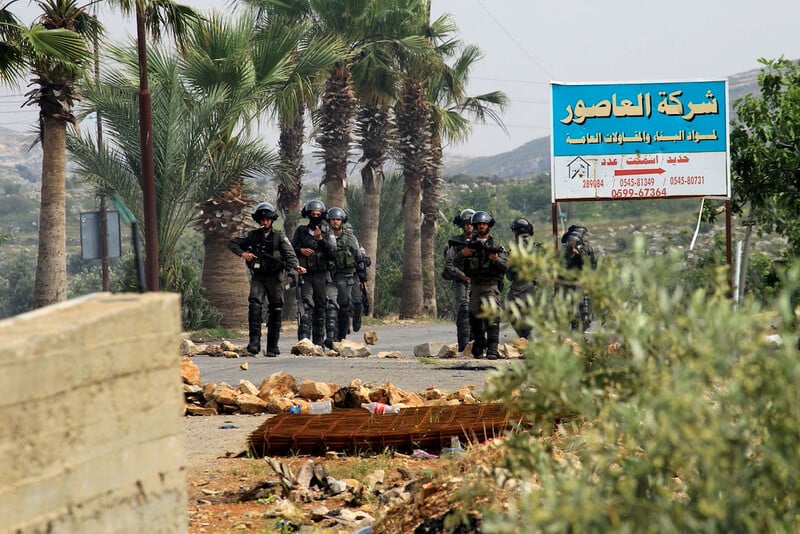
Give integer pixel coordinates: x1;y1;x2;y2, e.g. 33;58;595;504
136;2;159;291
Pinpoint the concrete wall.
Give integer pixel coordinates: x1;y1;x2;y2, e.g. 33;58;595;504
0;292;187;533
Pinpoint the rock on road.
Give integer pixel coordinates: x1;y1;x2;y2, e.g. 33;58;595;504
190;321;520;394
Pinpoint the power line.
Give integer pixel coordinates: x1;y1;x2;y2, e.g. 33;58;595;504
473;0;553;79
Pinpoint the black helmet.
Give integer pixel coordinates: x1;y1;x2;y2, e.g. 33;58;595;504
470;210;495;227
252;202;278;221
326;206;348;223
301;199;327;218
568;224;588;237
452;209;475;227
511;218;533;236
563;232;583;249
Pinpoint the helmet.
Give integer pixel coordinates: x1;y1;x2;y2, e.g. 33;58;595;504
563;232;583;249
470;210;495;227
511;218;533;236
301;199;327;218
568;224;588;237
326;206;348;223
452;209;475;227
252;202;278;221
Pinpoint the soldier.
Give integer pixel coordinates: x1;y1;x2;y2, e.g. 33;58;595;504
561;224;597;269
507;217;538;339
443;209;475;352
324;207;366;347
453;210;509;360
228;202;306;357
291;199;337;346
560;230;591;331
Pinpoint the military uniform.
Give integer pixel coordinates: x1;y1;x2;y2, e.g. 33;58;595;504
229;217;300;357
291;220;337;345
453;211;508;359
444;234;473;352
328;227;365;344
506;229;538;339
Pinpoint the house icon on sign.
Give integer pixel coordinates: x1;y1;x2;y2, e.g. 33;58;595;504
567;157;589;180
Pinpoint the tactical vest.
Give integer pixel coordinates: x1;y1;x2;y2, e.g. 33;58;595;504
463;237;505;282
295;226;331;273
250;230;284;275
333;232;357;273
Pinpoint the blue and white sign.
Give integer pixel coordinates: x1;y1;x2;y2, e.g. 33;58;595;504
550;80;730;201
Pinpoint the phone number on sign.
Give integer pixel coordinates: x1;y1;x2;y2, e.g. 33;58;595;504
669;175;705;185
610;187;668;198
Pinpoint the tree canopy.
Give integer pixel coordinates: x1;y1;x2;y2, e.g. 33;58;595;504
731;57;800;255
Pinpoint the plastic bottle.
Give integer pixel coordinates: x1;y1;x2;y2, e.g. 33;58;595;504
361;401;400;415
289;400;332;414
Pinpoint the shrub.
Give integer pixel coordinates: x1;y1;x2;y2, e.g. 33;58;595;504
478;239;799;533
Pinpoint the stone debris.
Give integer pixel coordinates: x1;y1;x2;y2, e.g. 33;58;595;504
363;330;378;344
180;334;530;416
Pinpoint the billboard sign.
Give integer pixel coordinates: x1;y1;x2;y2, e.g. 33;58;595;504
551;80;729;201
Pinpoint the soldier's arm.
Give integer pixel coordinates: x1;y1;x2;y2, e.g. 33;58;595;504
228;232;251;257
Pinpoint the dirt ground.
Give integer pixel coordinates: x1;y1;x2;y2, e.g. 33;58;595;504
184;414;505;533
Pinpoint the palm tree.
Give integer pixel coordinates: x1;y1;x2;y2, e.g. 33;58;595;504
69;43;276;275
351;0;432;316
0;0;99;308
182;10;292;327
421;42;508;315
108;0;200;290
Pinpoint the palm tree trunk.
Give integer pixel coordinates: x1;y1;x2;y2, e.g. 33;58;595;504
33;117;68;308
421;129;442;316
397;80;430;318
357;104;392;316
277;107;306;232
318;64;355;209
203;233;249;328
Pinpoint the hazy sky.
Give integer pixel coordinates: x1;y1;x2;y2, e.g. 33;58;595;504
3;0;800;157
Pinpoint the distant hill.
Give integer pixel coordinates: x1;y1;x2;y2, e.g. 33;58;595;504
443;65;765;179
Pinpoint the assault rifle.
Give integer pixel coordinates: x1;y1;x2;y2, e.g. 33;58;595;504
448;238;506;256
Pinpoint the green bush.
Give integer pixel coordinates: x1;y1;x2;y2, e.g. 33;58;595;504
477;239;799;533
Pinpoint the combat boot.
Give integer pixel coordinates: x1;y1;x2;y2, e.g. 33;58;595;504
323;304;338;349
351;301;363;332
486;319;501;360
265;307;282;357
246;301;262;355
297;305;313;341
456;307;471;352
470;316;486;359
312;307;326;347
337;308;350;341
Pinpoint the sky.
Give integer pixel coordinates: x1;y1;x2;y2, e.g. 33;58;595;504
3;0;800;158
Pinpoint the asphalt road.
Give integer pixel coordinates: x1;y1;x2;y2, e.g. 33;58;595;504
190;321;521;394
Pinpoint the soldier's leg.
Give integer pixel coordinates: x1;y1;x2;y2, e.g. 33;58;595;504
311;273;328;346
454;281;471;352
468;285;486;358
297;276;314;341
337;277;354;341
347;276;361;334
247;278;266;354
264;278;284;357
484;286;502;360
323;277;340;349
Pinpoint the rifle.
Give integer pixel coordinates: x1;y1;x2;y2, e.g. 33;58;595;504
448;238;506;256
291;272;304;323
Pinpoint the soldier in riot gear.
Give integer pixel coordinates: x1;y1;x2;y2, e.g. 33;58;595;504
560;229;592;331
453;210;509;359
562;224;597;269
228;202;306;356
291;199;337;346
443;209;475;352
324;207;366;347
507;217;538;339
